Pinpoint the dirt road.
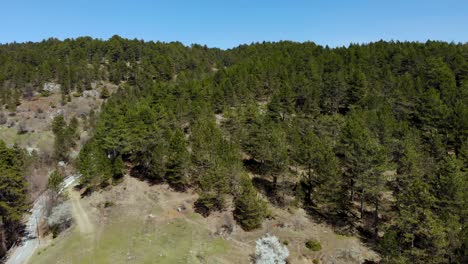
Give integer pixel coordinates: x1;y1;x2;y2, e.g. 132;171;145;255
69;186;94;234
5;175;79;264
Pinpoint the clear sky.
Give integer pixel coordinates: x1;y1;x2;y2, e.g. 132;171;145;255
2;0;467;49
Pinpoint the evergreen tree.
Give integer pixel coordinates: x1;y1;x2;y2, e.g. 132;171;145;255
345;68;368;109
233;175;267;230
48;170;64;194
339;112;388;229
112;155;124;179
0;141;27;256
297;132;341;210
165;128;189;189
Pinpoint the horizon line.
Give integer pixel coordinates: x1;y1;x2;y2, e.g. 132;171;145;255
0;35;466;50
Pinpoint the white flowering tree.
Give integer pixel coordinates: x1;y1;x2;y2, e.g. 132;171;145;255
255;233;289;264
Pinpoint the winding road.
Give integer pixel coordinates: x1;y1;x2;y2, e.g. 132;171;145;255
5;175;79;264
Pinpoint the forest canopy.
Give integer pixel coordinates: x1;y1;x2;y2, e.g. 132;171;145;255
0;37;467;263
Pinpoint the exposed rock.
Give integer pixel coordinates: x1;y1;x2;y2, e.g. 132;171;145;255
26;147;39;155
335;247;363;263
83;90;100;98
43;82;61;93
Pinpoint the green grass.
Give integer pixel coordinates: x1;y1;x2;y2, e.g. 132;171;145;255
30;217;229;264
0;127;53;149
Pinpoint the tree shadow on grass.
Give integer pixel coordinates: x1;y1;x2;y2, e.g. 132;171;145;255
243;158;269;175
303;205;382;260
129;165;164;185
252;176;297;207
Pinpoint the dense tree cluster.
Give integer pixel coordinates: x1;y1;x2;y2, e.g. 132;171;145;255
0;36;222;108
0;141;27;257
0;37;467;263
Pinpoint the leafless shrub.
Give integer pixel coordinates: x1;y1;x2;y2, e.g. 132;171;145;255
0;112;6;125
46;201;72;237
17;121;29;134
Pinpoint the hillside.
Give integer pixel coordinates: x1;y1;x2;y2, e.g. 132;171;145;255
30;175;378;264
0;81;116;198
1;38;467;264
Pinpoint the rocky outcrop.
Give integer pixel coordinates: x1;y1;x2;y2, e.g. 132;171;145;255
43;82;61;93
83;90;100;98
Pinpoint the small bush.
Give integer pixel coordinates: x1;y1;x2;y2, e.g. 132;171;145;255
100;87;110;99
305;239;322;251
50;224;60;238
313;259;319;264
17;121;29;134
255;234;289;264
40;90;51;97
104;201;115;208
0;112;7;125
194;194;224;217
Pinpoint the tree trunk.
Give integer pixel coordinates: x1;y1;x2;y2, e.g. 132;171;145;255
273;175;278;194
360;188;365;219
374;199;379;240
0;225;6;259
307;164;313;205
304;183;313;206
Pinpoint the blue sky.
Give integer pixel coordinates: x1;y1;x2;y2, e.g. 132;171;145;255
2;0;467;48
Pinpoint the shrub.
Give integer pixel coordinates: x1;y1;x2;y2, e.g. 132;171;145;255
46;201;72;238
0;112;7;125
194;193;224;217
48;170;64;194
112;155;124;179
17;121;29;134
305;239;322;251
40;90;51;97
254;234;289;264
100;87;110;99
104;201;115;208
